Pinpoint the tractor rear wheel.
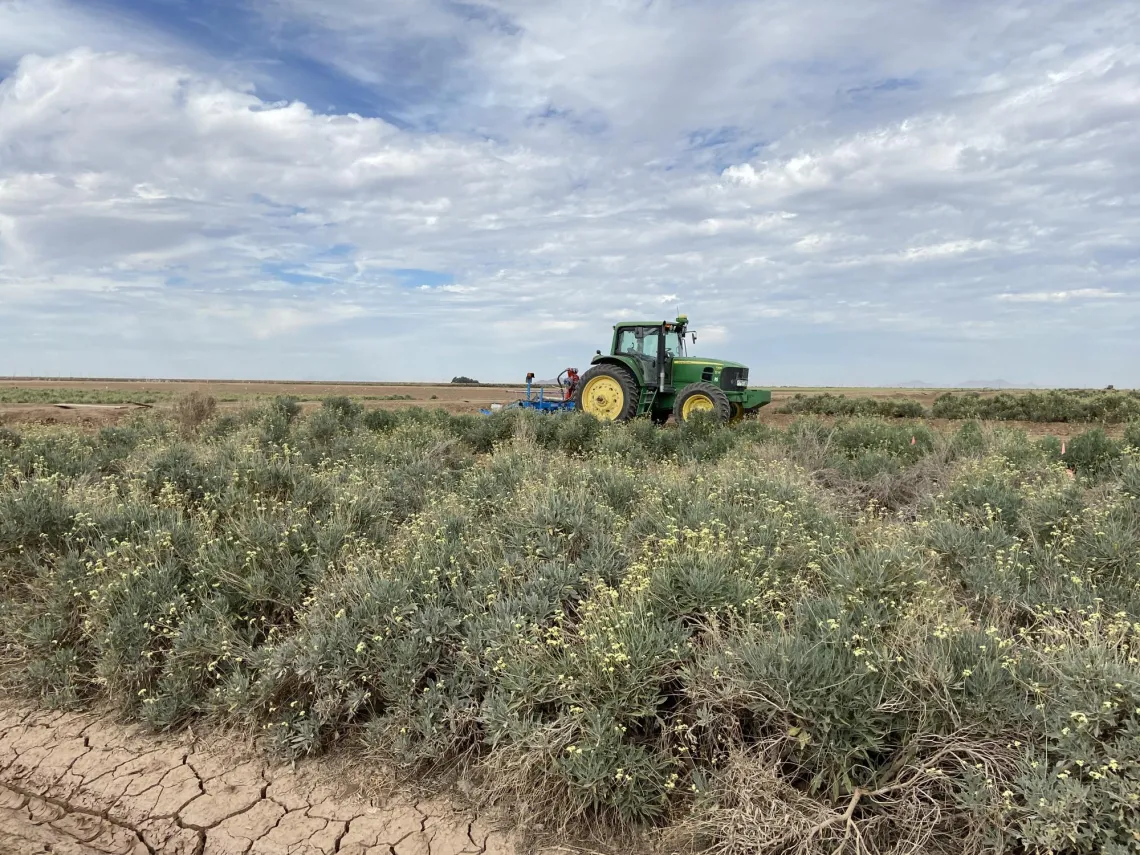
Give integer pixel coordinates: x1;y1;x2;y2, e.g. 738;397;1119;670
574;365;639;422
673;382;731;424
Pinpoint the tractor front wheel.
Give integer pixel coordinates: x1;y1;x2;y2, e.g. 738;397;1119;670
574;365;639;422
673;382;732;424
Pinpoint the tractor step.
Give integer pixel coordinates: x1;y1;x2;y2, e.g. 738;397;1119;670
637;388;657;417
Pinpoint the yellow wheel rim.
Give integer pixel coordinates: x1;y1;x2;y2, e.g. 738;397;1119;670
730;402;744;423
681;393;715;419
581;376;626;420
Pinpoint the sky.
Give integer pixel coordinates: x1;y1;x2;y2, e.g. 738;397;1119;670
0;0;1138;386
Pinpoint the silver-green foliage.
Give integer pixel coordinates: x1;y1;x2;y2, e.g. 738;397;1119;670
2;405;1140;852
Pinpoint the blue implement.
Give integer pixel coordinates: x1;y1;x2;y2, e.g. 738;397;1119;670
480;371;578;415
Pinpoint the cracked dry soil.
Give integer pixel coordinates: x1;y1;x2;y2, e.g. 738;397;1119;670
0;706;545;855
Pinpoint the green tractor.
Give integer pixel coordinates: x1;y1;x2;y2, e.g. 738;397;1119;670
572;316;771;424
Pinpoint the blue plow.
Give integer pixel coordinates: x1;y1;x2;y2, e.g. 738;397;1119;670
480;370;579;415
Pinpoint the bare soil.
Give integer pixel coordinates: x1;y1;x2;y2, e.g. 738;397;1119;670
0;379;520;402
0;406;135;429
0;380;1117;441
0;380;982;414
0;381;526;428
0;705;589;855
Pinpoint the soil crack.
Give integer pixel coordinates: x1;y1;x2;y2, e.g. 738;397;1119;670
1;779;157;855
0;704;567;855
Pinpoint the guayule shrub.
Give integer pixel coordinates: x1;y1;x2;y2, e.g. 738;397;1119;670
934;389;1140;424
780;389;1140;425
173;391;216;436
3;407;1140;851
0;426;21;449
778;392;926;418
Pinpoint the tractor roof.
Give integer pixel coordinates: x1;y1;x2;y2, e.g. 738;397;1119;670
612;316;688;328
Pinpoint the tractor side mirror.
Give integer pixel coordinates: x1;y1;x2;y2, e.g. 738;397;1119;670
691;332;697;344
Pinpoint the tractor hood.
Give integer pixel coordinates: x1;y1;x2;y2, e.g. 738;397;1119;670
673;357;747;371
671;357;752;392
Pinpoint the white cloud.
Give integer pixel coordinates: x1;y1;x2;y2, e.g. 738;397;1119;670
896;240;995;262
0;1;1138;384
421;284;477;294
694;325;729;346
0;0;175;66
186;302;372;340
0;49;561;294
997;288;1125;302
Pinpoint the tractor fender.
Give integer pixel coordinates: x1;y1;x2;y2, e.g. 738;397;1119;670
589;354;644;385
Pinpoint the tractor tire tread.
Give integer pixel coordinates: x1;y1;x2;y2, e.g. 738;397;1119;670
574;364;640;422
674;382;732;424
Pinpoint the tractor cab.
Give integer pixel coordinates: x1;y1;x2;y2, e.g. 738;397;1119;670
610;316;691;393
573;315;772;424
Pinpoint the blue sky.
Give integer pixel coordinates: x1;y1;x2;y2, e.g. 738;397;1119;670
1;0;1139;385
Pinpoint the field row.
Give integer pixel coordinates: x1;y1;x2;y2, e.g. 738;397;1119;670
3;402;1140;853
6;383;1140;429
780;388;1140;423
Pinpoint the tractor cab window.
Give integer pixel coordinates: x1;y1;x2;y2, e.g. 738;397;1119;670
616;325;686;361
639;332;661;360
616;328;640;355
616;327;661;360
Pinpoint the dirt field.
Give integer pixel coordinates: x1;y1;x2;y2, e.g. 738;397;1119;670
0;379;520;413
0;705;588;855
0;381;525;430
0;380;985;409
0;380;1115;440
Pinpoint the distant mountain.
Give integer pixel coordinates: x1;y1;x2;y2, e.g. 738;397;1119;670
957;379;1038;389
